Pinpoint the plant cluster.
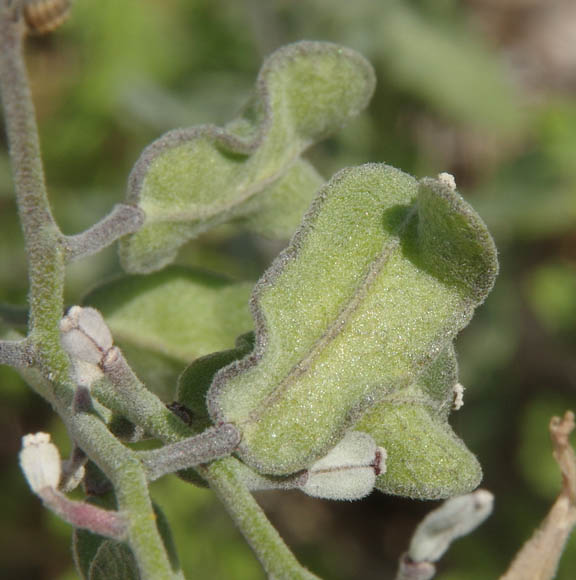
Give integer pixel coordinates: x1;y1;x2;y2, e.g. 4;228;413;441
1;2;575;579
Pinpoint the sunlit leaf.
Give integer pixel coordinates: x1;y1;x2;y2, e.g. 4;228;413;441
357;347;482;499
120;41;375;272
208;164;498;475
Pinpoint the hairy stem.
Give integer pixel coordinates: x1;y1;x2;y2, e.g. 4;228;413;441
64;204;145;262
139;424;241;480
0;338;32;367
0;0;67;383
67;411;178;579
1;4;178;577
199;459;321;580
93;355;319;578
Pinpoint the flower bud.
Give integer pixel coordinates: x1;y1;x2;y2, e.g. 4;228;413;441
60;306;113;365
408;489;494;563
301;431;386;501
19;432;61;493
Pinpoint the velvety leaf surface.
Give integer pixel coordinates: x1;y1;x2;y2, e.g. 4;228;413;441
357;346;482;499
84;266;253;363
177;332;255;433
236;159;324;239
120;41;375;273
88;541;139;580
73;528;106;580
208;164;498;476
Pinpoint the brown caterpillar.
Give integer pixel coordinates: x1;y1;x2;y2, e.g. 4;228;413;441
23;0;71;35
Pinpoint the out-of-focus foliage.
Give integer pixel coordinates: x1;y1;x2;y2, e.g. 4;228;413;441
1;0;575;579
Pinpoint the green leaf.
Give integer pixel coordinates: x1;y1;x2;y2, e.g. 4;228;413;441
84;266;253;364
208;164;497;476
74;502;179;579
73;528;106;580
236;159;324;239
356;347;482;499
88;541;139;580
120;41;375;273
177;332;255;433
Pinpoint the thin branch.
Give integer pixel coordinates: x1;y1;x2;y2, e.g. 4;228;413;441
139;424;241;481
59;445;88;493
0;9;181;574
89;341;320;579
66;410;180;579
500;410;576;580
0;338;33;367
63;204;145;262
96;344;191;441
0;0;58;236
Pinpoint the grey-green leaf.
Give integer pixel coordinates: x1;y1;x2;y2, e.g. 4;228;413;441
357;346;481;499
362;404;481;500
236;159;324;239
120;41;375;273
208;164;497;476
177;332;255;433
88;541;139;580
84;266;253;363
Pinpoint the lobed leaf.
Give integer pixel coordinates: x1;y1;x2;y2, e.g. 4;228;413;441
120;41;375;273
357;346;482;499
208;164;498;476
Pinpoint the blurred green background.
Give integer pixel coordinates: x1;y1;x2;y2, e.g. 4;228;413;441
1;0;575;578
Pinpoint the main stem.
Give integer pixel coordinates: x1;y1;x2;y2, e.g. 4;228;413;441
0;3;176;577
0;0;66;383
93;372;320;579
199;459;321;580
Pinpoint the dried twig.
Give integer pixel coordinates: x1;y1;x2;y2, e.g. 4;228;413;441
500;410;576;580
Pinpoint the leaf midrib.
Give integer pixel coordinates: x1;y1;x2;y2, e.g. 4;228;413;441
245;205;419;424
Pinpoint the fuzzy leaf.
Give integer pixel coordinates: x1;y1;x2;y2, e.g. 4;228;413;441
236;159;324;239
84;266;253;364
363;404;481;499
177;332;255;433
88;541;139;580
73;528;106;580
356;346;481;499
74;502;179;579
208;164;498;476
120;41;375;273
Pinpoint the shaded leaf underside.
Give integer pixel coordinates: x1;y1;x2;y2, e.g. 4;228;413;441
84;266;253;363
